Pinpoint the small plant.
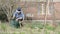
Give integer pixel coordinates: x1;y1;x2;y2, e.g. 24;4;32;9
30;22;44;29
58;31;60;34
1;23;6;31
13;32;17;34
45;30;50;34
20;32;26;34
45;24;55;31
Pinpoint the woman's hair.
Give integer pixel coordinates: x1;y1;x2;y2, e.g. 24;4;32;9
17;7;21;11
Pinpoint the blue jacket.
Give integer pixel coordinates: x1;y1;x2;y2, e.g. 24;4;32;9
13;10;24;20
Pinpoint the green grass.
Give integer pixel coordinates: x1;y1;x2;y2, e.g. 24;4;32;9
45;24;55;31
45;30;50;34
0;20;60;34
0;23;7;31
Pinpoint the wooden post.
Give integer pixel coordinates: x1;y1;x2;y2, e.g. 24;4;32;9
45;0;48;25
43;0;47;34
42;3;45;15
52;0;56;27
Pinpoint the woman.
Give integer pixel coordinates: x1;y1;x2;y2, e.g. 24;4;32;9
12;7;24;27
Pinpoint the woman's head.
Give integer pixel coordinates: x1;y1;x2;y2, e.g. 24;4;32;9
16;7;21;13
17;7;21;11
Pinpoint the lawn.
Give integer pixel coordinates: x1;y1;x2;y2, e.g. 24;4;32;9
0;20;60;34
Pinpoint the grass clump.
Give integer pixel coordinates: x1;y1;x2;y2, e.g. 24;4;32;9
45;24;55;31
1;23;7;31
